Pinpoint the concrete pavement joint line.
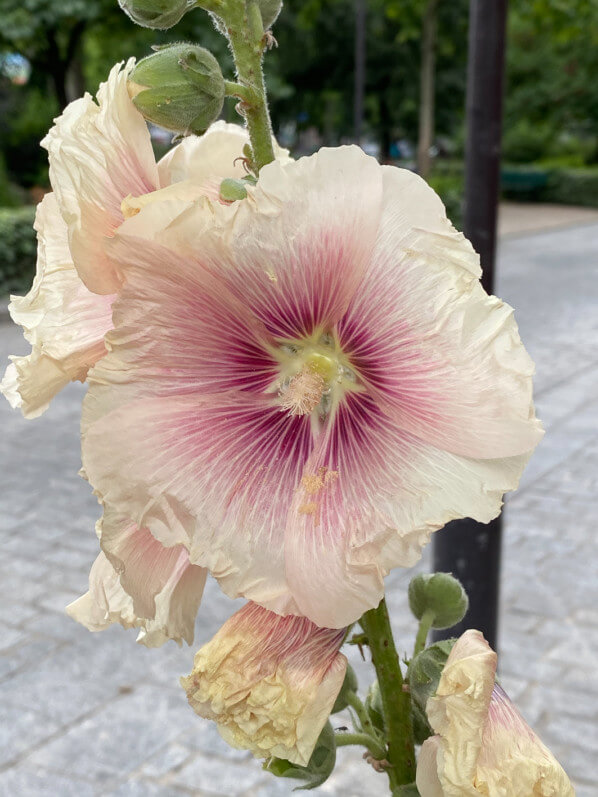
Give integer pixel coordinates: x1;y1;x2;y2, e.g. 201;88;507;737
534;357;598;400
0;686;142;775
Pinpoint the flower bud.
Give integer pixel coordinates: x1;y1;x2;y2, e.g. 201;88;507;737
264;721;336;790
408;572;468;629
258;0;282;29
331;663;358;713
128;44;225;136
118;0;193;29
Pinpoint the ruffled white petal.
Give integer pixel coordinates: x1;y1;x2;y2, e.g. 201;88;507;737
0;193;114;418
68;517;207;647
42;59;158;294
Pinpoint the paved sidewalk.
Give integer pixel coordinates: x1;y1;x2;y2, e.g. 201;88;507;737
1;219;597;795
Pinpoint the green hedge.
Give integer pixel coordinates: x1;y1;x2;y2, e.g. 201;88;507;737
541;168;598;207
428;173;464;231
0;206;37;297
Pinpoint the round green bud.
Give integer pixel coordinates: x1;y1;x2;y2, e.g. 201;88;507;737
128;43;225;136
258;0;282;29
408;572;469;629
118;0;193;29
331;663;358;714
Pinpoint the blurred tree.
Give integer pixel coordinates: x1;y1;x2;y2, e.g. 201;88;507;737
0;0;128;108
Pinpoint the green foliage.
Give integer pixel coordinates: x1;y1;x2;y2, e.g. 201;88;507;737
427;172;463;230
542;167;598;207
0;155;25;207
0;206;37;296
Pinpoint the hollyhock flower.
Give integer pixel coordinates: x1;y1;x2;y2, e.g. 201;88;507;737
81;145;543;629
67;510;207;647
181;601;347;765
416;629;575;796
1;58;287;417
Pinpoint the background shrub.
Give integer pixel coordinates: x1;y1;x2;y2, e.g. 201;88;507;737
0;206;37;296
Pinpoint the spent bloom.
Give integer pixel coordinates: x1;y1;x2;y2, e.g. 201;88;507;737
81;145;542;629
416;629;575;796
1;60;286;418
181;601;346;765
67;509;207;647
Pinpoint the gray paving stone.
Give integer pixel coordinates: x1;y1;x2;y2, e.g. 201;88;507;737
27;685;197;785
0;766;95;797
170;752;266;795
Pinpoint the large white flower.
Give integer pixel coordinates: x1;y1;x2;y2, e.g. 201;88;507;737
80;146;543;629
416;630;575;796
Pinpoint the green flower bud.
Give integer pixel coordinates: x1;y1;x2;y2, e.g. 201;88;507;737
128;44;225;135
118;0;194;29
259;0;283;29
365;679;385;733
264;721;336;790
408;639;456;724
219;178;248;202
331;664;358;714
408;572;469;629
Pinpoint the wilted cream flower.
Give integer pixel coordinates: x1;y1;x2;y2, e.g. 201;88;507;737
416;629;575;796
67;511;207;647
181;602;347;765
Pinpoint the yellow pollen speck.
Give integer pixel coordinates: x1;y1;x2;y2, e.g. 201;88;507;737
121;194;141;219
298;502;318;515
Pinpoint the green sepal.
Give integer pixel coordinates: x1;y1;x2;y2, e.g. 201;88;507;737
407;639;456;728
365;679;385;734
264;721;336;791
331;664;358;714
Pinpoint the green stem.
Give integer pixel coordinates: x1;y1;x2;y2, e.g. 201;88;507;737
335;732;387;761
222;0;275;172
413;608;435;657
360;598;416;792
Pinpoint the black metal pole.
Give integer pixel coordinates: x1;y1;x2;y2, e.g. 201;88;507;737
354;0;366;143
432;0;508;651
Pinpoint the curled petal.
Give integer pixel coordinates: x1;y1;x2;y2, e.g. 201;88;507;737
157;119;291;196
0;194;114;418
181;602;346;765
339;166;543;460
42;59;158;294
68;519;207;647
417;630;575;797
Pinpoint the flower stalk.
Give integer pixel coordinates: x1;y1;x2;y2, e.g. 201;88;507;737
360;598;416;793
222;0;275;171
335;731;387;761
413;607;435;657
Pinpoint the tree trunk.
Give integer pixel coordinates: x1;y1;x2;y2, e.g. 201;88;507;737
417;0;438;178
